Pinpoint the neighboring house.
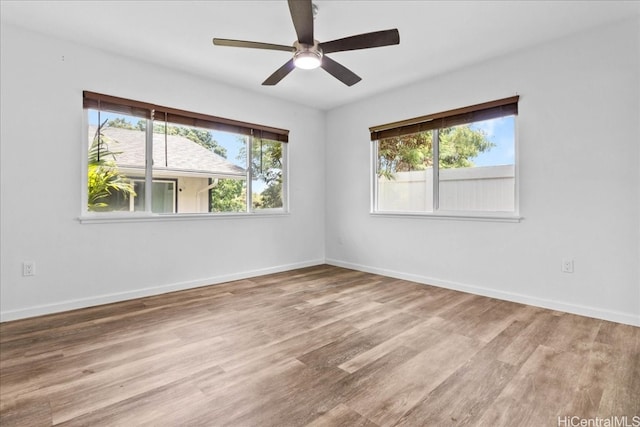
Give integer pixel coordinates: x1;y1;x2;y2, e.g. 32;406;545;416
89;126;246;213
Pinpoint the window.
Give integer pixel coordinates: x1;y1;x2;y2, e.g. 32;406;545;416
84;91;288;216
101;179;177;213
371;96;518;217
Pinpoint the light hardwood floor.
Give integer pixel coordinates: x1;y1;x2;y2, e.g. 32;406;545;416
1;265;638;426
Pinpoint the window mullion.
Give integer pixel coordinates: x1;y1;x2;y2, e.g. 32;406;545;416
433;129;440;212
246;134;253;212
372;141;379;212
145;117;153;213
283;142;289;212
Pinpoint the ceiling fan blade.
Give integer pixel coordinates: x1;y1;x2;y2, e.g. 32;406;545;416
321;56;361;87
213;38;294;52
320;29;400;54
288;0;314;45
262;59;296;86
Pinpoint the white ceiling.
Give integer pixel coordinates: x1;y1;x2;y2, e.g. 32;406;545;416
2;1;639;110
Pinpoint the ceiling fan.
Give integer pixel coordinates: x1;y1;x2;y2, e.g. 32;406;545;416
212;0;400;86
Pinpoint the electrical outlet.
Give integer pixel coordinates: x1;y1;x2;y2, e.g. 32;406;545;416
23;261;35;276
561;258;574;273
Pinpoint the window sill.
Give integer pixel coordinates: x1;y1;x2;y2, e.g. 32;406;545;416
370;211;522;223
78;210;289;224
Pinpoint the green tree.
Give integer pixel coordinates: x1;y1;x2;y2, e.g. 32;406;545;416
149;121;227;158
438;126;494;168
209;179;246;212
378;132;434;178
377;125;495;179
246;139;283;209
258;181;282;209
106;117;136;130
87;123;136;211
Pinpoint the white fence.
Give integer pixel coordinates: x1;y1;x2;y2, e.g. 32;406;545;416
377;165;515;212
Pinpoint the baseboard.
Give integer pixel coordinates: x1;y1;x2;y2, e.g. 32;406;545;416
326;258;640;327
0;259;325;322
4;258;638;327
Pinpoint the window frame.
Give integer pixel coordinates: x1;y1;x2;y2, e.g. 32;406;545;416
370;96;521;222
80;92;289;223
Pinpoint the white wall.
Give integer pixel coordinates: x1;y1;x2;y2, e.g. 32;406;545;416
0;24;326;321
325;18;640;326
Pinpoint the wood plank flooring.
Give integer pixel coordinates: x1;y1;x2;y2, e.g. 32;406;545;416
1;265;638;426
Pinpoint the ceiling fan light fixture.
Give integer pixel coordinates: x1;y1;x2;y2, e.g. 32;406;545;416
294;50;322;69
293;41;323;69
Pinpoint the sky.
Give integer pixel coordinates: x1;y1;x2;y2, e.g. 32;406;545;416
212;130;245;167
469;116;515;167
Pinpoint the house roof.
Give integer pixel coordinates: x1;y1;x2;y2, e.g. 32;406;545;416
89;126;245;178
